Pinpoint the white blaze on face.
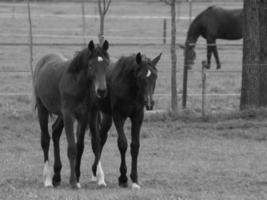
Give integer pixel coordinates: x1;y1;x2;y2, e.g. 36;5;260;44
146;69;151;78
97;56;103;62
43;161;52;187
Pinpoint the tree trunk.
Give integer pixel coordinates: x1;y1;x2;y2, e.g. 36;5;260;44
240;0;267;109
170;0;178;113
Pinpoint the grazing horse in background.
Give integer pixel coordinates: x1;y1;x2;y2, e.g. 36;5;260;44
33;40;110;188
179;6;243;69
76;52;161;189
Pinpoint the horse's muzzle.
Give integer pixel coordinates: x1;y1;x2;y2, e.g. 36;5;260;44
145;99;154;111
96;88;107;99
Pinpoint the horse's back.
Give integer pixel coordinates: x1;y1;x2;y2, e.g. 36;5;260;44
200;6;243;39
34;54;69;114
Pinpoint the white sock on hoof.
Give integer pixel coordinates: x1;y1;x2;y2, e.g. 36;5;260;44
77;182;81;189
132;183;141;190
43;161;52;187
96;162;106;187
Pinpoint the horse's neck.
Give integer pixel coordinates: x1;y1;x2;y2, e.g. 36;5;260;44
186;20;201;46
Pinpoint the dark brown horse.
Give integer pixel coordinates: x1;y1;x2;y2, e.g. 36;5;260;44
33;40;110;188
76;52;161;189
180;6;243;69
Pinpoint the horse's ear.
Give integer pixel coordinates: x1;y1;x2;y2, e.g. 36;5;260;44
152;52;162;67
136;52;142;65
178;44;185;49
88;40;95;52
102;40;109;51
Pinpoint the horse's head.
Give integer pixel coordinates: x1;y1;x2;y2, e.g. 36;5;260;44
68;40;110;99
179;42;196;69
134;52;161;111
87;40;110;98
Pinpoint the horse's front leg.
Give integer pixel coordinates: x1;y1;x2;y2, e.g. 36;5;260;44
113;112;128;188
99;113;112;156
89;110;106;187
130;111;144;190
62;111;78;188
51;116;64;187
75;119;87;188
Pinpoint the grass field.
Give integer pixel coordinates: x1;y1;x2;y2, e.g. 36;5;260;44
3;1;267;200
2;98;267;200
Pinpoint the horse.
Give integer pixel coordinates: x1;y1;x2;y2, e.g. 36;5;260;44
179;6;243;69
33;40;110;188
75;52;161;189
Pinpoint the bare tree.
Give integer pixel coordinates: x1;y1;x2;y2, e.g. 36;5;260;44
240;0;267;109
98;0;111;45
161;0;178;113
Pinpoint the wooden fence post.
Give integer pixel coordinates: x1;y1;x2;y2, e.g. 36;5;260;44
188;0;192;24
201;60;207;118
163;18;167;44
27;0;33;77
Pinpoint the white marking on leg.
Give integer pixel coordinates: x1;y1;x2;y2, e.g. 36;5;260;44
132;183;141;190
77;182;81;189
43;161;52;187
96;161;106;187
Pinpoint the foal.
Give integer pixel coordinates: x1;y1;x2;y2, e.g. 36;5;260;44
78;52;161;189
33;40;110;188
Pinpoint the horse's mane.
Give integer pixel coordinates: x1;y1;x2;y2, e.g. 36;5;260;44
113;54;156;79
112;54;137;79
68;45;109;73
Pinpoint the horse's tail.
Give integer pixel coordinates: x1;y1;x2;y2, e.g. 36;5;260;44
31;56;46;114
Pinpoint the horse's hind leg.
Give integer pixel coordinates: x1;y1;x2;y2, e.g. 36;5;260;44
52;116;64;187
37;99;52;187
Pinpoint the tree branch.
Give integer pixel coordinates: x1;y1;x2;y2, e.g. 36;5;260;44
104;0;111;15
98;0;102;15
160;0;171;5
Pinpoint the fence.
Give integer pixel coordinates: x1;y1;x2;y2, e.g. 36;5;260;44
0;0;243;114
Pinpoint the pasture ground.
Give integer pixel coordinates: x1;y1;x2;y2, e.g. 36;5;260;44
1;98;267;200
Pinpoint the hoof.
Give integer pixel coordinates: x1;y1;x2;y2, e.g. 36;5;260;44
119;181;128;188
98;181;107;187
77;182;81;189
91;175;97;182
70;181;79;189
132;183;141;190
44;179;53;188
52;176;61;187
